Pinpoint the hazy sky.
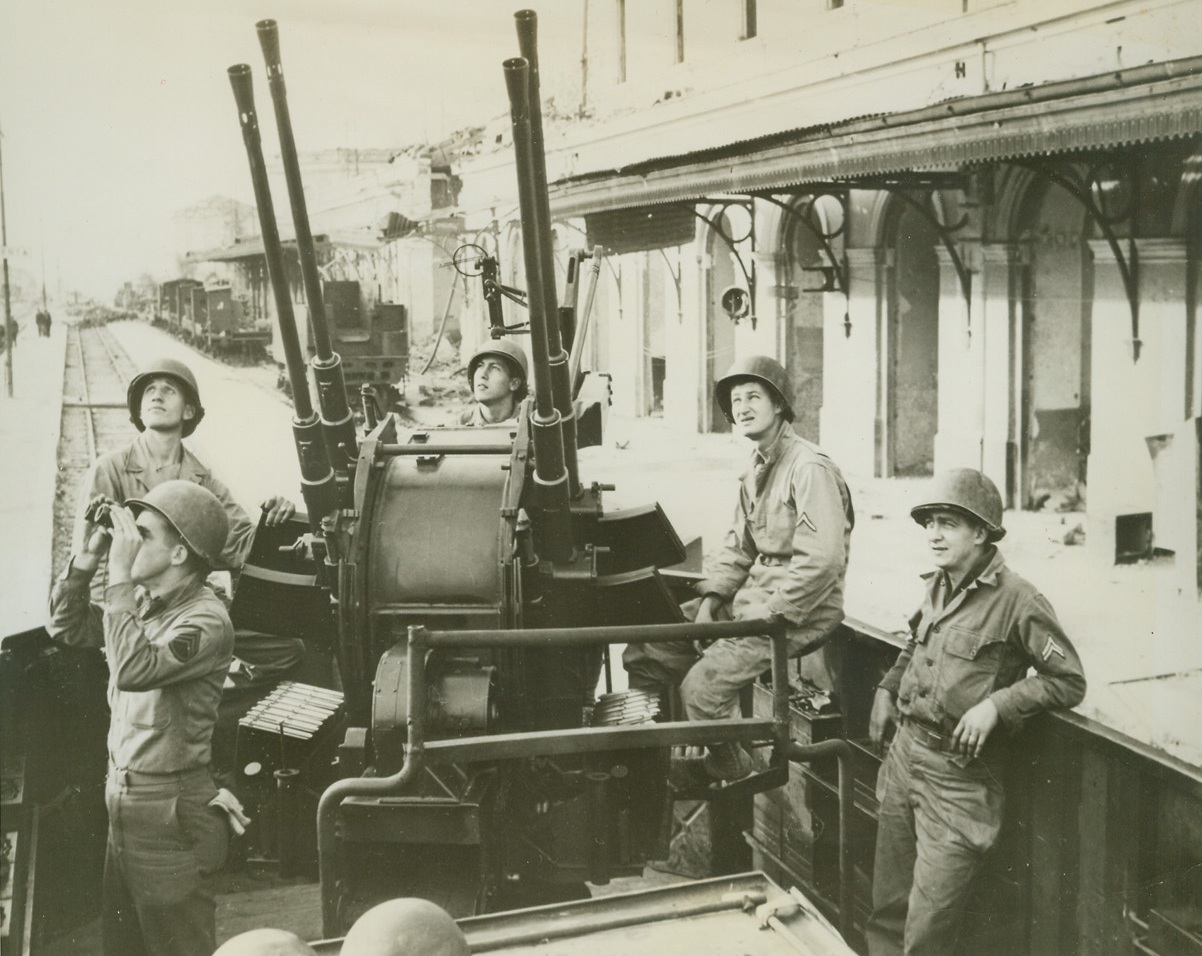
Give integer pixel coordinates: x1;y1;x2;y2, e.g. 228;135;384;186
0;0;584;298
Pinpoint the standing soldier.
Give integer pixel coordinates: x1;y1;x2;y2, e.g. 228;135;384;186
865;468;1087;955
624;355;854;785
459;339;528;426
47;480;236;956
75;356;295;594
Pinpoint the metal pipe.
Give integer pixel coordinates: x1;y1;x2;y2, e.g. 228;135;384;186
569;246;603;397
462;878;771;953
256;20;358;475
782;739;855;941
504;56;573;562
228;64;338;530
417;616;785;649
585;771;611;885
274;768;301;878
316;623;429;936
378;443;514;456
515;10;580;497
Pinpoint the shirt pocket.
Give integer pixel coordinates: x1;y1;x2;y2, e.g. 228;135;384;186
938;624;1005;719
764;499;797;552
121;688;171;730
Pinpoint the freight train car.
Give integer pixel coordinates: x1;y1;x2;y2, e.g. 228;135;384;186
317;279;409;409
158;278;271;360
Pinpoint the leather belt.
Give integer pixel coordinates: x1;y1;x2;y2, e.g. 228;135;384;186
901;718;956;754
109;765;209;788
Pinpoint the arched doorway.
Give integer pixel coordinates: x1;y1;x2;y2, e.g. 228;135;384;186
705;212;737;433
782;198;829;442
1018;183;1092;510
886;203;940;476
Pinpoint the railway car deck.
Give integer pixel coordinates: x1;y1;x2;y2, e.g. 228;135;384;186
3;315;1199;955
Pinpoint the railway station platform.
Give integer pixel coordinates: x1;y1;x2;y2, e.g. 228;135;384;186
0;308;67;636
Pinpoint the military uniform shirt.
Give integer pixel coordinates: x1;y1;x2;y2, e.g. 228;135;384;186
458;404;518;427
878;547;1086;734
74;433;255;576
701;424;854;647
47;563;234;773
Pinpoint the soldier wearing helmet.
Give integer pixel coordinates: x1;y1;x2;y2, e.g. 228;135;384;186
865;468;1086;956
459;338;529;426
342;898;470;956
47;480;238;956
624;354;854;786
74;355;297;596
212;928;318;956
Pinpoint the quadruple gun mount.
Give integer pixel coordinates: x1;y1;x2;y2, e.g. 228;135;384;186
229;11;816;937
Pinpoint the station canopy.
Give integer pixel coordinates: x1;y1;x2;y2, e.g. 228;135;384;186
553;55;1202;219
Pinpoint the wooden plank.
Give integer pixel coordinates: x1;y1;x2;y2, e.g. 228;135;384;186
216;882;323;946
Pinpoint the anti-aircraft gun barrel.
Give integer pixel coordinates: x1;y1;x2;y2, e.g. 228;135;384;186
504;56;574;562
513;10;581;500
228;64;337;529
256;19;358;479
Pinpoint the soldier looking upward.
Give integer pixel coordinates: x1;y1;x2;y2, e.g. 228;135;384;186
624;355;854;785
47;480;237;956
74;355;296;592
459;339;528;426
75;355;302;688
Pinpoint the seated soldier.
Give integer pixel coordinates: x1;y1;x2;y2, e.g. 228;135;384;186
624;355;854;785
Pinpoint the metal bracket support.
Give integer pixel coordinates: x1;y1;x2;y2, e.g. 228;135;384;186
685;197;757;328
1011;155;1142;361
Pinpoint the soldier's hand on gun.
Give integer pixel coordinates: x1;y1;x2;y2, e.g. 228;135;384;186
261;495;296;527
694;594;723;624
106;506;143;585
869;688;897;755
951;698;999;759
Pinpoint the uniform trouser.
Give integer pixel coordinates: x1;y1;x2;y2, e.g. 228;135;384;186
865;722;1005;956
622;599;825;777
623;598;824;722
103;767;229;956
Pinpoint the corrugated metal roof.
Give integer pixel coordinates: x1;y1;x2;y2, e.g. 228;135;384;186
548;57;1202;216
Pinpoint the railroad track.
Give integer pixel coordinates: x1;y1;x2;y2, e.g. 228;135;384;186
52;323;140;580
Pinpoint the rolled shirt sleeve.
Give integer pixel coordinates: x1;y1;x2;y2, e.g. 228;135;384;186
46;559;105;648
199;470;256;571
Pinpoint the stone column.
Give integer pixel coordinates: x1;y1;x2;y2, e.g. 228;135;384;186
932;243;981;471
1085;237;1191;566
820;246;881;478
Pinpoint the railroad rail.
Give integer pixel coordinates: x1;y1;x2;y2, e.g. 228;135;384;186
52;323;139;579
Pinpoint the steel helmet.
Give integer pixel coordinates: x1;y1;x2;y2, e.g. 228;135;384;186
467;339;529;402
342;898;469;956
715;354;794;423
127;357;205;437
211;929;317;956
911;468;1006;541
127;480;229;568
